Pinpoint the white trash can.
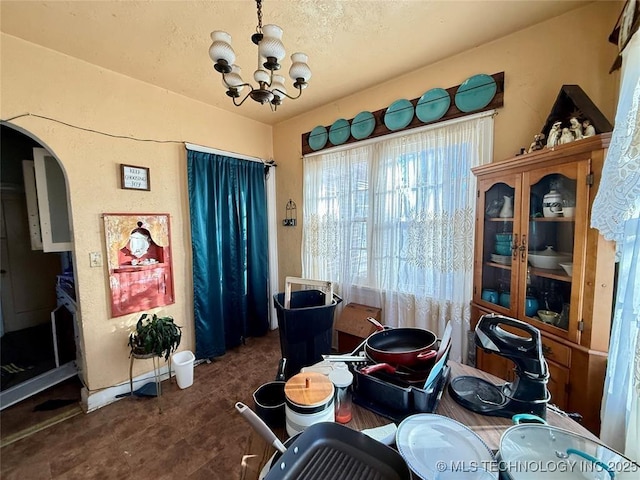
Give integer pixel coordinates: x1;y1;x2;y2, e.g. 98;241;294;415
172;350;195;389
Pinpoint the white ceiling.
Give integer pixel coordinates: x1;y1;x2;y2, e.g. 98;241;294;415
1;1;589;125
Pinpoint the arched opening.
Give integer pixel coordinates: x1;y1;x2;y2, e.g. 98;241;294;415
0;124;82;423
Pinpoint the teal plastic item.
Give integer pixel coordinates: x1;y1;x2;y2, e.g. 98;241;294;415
567;449;615;479
415;88;451;123
351;111;375;140
308;125;328;151
512;413;547;424
329;118;350;145
384;99;414;131
454;74;497;113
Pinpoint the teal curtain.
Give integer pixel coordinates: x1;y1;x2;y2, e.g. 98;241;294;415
187;150;269;359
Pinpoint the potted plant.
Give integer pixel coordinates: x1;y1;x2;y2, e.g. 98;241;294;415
128;313;182;361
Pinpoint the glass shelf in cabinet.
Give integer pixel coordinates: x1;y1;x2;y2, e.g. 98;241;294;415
528;267;571;282
529;217;574;223
486;262;512;271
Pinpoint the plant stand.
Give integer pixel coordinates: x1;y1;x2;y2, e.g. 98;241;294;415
129;352;166;397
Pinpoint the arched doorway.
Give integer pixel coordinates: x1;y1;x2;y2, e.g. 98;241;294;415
0;124;81;416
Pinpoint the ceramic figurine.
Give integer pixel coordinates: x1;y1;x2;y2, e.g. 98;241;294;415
583;119;596;137
569;117;583;140
546;121;562;148
528;133;546;153
559;127;574;145
499;196;514;218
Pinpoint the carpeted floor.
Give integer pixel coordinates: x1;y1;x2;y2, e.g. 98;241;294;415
0;329;282;480
1;324;57;392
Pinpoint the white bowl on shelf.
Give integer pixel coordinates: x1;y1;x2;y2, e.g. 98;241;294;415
538;310;560;324
528;246;572;270
559;262;573;276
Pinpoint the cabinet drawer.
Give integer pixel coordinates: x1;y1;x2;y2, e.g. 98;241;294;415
547;360;569;409
541;336;571;367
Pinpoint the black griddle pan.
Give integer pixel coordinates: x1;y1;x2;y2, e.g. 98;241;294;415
236;402;409;480
264;422;409;480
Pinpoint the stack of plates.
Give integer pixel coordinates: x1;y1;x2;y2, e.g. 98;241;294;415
490;254;511;265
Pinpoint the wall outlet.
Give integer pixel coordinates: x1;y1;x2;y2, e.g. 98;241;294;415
89;252;102;267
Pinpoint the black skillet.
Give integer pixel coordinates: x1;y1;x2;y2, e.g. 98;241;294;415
365;318;438;368
236;402;410;480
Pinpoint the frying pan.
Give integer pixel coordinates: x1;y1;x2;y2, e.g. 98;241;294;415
365;318;438;367
359;350;437;384
236;402;410;480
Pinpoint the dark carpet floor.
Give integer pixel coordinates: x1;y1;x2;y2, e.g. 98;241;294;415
0;329;282;480
1;323;57;392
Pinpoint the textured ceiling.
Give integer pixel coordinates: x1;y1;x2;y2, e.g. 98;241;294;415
1;1;588;125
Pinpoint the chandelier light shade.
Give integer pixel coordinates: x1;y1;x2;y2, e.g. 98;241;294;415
208;0;311;109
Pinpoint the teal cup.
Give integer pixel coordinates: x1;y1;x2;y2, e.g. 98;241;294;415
481;289;499;304
499;292;511;308
525;297;539;317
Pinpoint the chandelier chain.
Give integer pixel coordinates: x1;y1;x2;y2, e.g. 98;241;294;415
256;0;263;32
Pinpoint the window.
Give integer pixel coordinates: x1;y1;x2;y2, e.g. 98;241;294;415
302;113;494;361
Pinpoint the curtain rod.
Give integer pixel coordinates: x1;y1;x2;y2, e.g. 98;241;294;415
303;109;497;158
185;142;266;164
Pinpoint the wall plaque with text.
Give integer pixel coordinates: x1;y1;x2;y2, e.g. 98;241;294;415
120;164;150;191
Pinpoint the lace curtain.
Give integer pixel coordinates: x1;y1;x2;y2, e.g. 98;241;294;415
302;115;494;362
591;31;640;460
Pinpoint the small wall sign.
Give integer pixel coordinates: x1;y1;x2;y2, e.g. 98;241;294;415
120;164;150;191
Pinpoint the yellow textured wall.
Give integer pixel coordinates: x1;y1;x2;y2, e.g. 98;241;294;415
1;34;273;393
272;1;621;287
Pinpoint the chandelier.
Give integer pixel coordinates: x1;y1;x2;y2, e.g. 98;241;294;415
208;0;311;110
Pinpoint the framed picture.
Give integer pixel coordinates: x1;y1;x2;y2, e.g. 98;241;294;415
619;0;639;50
103;213;174;317
120;164;150;191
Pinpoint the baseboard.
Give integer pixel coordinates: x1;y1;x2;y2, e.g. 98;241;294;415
82;363;171;412
82;357;203;412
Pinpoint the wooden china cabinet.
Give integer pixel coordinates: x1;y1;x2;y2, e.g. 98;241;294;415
470;133;615;434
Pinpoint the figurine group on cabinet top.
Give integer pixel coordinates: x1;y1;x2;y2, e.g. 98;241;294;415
528;117;597;153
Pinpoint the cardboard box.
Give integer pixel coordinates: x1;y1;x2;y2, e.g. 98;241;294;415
334;303;382;353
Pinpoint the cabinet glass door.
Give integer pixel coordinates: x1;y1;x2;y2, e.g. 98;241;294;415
476;176;521;315
521;161;589;341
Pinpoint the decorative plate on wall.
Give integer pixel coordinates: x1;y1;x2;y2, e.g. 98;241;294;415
416;88;451;123
454;74;497;113
384;99;414;131
329;118;351;145
351;111;376;140
308;125;329;151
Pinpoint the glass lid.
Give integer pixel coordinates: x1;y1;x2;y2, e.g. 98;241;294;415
500;424;639;479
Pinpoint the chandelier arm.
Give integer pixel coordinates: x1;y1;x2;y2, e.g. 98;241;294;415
224;80;256;92
221;72;255;91
232;90;255;107
273;85;303;101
